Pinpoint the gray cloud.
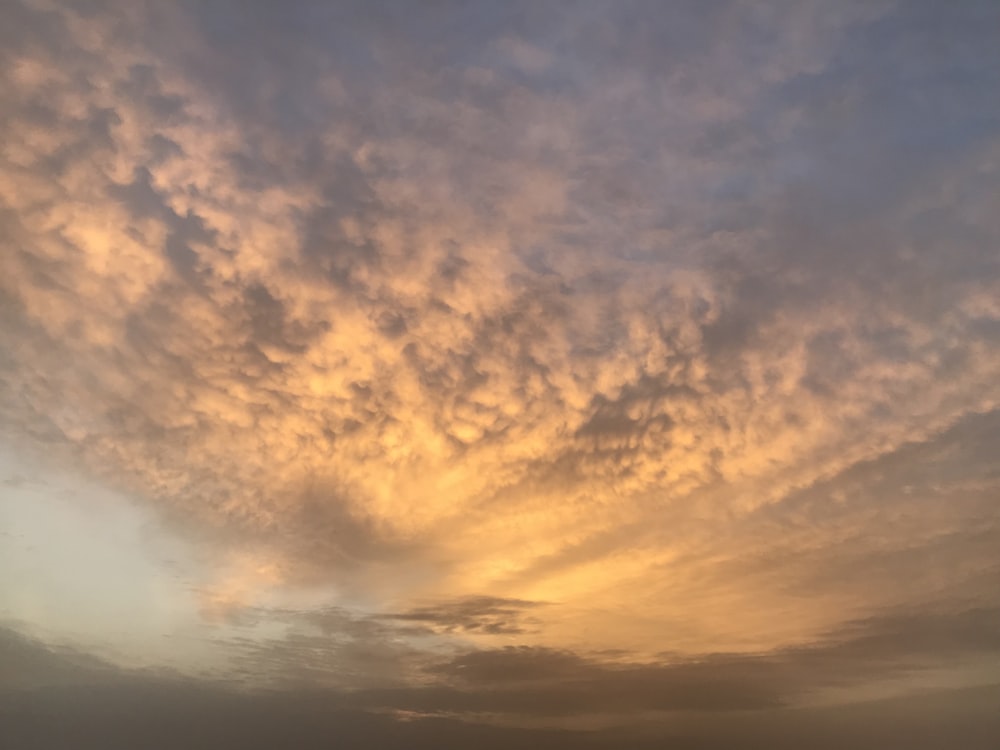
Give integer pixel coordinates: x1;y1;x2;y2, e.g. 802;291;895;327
378;596;546;635
171;589;1000;720
7;678;1000;750
0;626;117;690
5;606;1000;748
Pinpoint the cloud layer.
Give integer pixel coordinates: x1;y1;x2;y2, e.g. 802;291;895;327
2;0;999;744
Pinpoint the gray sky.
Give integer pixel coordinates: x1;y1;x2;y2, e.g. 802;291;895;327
1;1;999;747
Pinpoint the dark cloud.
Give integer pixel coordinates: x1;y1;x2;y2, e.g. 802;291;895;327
0;626;116;689
5;618;1000;749
6;679;1000;750
379;604;1000;717
379;596;545;635
187;595;1000;720
404;648;784;714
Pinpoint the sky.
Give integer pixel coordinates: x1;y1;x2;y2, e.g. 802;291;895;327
1;0;999;747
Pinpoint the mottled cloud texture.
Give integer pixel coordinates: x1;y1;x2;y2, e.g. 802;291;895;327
2;0;1000;746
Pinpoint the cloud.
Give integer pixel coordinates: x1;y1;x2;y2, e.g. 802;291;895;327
353;603;1000;718
0;626;117;690
1;2;999;741
7;677;1000;750
5;606;1000;748
159;589;1000;722
378;596;546;635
